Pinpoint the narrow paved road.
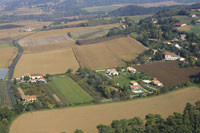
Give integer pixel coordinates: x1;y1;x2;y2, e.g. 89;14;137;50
7;40;24;106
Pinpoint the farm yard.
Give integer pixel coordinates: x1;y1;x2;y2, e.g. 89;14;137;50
47;76;93;105
10;86;200;133
14;48;79;78
74;37;147;69
135;61;200;87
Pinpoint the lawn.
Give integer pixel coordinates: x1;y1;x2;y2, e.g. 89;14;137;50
189;25;200;36
48;76;93;105
83;5;121;13
0;42;13;48
127;15;152;23
112;72;131;88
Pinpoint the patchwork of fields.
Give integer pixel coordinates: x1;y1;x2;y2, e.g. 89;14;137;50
15;23;147;77
10;86;200;133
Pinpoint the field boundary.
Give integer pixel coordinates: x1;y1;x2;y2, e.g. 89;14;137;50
77;35;126;45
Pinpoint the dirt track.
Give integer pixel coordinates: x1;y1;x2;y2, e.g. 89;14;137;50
10;87;200;133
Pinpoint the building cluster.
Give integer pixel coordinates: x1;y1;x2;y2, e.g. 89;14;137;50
21;73;46;83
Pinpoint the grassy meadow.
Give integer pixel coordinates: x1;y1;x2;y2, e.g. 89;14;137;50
48;76;93;105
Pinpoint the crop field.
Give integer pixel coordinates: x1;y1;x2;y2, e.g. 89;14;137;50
135;61;200;87
48;76;93;105
0;47;18;69
177;25;191;31
74;37;147;69
10;86;200;133
66;20;88;26
14;48;79;78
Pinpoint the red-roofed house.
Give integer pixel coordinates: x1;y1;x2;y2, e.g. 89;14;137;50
163;52;180;61
173;23;186;27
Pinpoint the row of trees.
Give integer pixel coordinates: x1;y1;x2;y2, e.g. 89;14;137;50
97;101;200;133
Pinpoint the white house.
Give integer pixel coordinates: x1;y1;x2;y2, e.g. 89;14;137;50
106;69;119;76
190;14;197;18
174;44;182;49
152;78;163;87
163;52;180;61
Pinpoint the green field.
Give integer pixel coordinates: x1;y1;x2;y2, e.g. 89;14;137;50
127;15;152;23
48;76;93;105
0;42;13;48
172;15;193;24
83;5;121;13
189;25;200;36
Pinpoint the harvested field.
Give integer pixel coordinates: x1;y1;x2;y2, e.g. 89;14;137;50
0;47;18;68
177;25;191;31
135;61;200;87
10;86;200;133
74;37;147;69
14;48;79;78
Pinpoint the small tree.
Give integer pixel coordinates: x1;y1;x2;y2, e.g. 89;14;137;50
24;76;30;82
66;69;73;74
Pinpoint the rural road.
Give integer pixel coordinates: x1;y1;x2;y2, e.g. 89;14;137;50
7;40;24;106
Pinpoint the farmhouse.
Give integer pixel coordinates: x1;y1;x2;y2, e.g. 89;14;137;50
127;67;137;73
17;88;37;103
163;52;180;61
30;73;43;80
152;78;163;87
173;23;186;27
190;14;197;18
106;69;119;76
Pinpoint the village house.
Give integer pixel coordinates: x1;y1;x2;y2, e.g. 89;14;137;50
163;52;180;61
179;57;186;62
190;14;197;18
180;34;186;41
106;69;119;76
152;18;158;24
195;19;200;24
127;67;137;73
30;73;43;80
148;38;158;42
152;78;163;87
173;23;186;27
129;81;142;91
174;44;182;49
121;24;128;29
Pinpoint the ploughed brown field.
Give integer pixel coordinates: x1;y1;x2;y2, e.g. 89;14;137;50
135;61;200;87
74;37;147;69
10;86;200;133
0;47;18;68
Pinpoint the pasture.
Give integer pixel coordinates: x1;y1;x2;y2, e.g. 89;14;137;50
135;61;200;87
14;48;79;78
74;37;147;69
172;16;193;24
10;86;200;133
48;76;93;105
0;47;18;69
